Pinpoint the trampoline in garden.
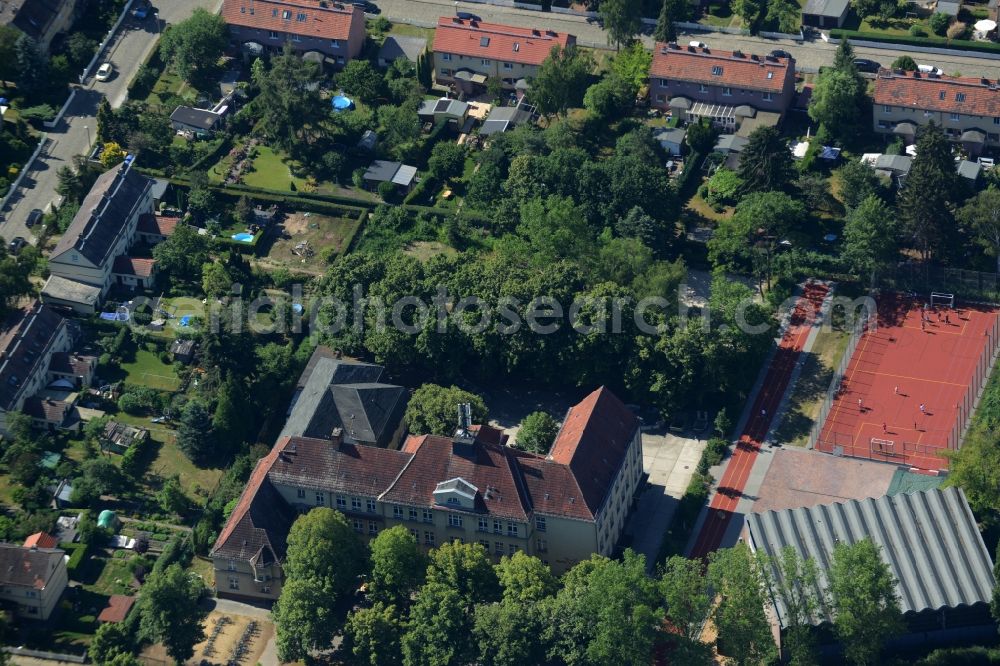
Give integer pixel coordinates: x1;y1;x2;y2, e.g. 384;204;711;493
231;232;254;242
332;95;354;111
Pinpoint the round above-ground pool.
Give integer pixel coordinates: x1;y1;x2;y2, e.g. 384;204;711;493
332;95;353;111
231;232;255;242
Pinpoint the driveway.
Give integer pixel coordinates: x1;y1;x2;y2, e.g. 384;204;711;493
0;0;223;245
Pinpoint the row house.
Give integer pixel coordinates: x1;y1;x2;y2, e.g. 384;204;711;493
221;0;366;66
432;17;575;95
0;543;68;620
873;69;1000;157
649;42;796;133
211;386;644;603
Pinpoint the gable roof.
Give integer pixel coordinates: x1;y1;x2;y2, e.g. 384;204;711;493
137;214;179;237
650;43;792;93
875;70;1000;118
379;35;427;63
746;487;996;629
112;256;156;278
802;0;849;17
221;0;363;41
433;17;573;66
97;594;136;623
170;106;221;130
268;435;412;497
23;532;58;549
0;302;66;411
51;161;152;268
548;387;639;515
210;449;298;565
0;543;64;589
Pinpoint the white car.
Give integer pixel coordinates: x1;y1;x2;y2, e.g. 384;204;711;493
917;64;943;76
95;62;113;81
689;40;708;48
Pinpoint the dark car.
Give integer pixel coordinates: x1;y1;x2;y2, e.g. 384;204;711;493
352;1;380;13
25;208;42;227
770;49;792;59
853;58;881;73
8;237;26;254
456;11;482;20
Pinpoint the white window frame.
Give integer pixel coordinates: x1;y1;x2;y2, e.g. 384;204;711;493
442;53;452;61
722;86;732;96
367;499;377;513
229;576;239;590
950;112;960;121
449;513;463;528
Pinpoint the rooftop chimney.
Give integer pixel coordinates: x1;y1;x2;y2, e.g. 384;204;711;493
331;427;344;446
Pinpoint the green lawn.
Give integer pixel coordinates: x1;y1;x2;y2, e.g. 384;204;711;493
114;348;181;391
388;23;436;41
144;67;198;110
240;146;312;191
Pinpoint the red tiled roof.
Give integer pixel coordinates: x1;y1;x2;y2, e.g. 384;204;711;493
137;214;180;237
469;424;508;447
112;256;156;278
49;352;96;377
433;17;573;66
23;532;58;549
22;397;70;423
382;434;533;521
518;457;593;520
97;595;136;623
874;70;1000;118
268;435;411;497
222;0;362;41
548;387;639;515
650;42;791;93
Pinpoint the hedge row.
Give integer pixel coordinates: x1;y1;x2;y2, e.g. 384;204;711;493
61;541;88;575
831;28;1000;56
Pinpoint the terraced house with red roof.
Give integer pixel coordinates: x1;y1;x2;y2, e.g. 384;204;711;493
222;0;366;66
432;17;574;95
210;387;643;602
874;69;1000;157
649;42;796;133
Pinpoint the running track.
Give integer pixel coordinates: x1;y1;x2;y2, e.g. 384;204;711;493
688;282;829;560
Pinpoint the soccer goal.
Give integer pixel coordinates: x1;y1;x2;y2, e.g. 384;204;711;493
931;292;955;309
871;437;898;457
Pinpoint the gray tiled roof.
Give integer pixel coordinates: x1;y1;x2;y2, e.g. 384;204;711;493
0;543;64;589
803;0;849;17
379;35;427;63
0;303;65;411
746;487;996;629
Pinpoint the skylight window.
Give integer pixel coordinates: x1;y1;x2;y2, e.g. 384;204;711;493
711;66;723;76
513;42;520;52
480;36;491;47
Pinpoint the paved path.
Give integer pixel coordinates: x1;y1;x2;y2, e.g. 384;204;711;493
380;0;1000;76
687;281;830;559
0;0;223;245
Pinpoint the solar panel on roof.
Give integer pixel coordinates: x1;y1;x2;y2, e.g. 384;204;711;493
434;99;449;113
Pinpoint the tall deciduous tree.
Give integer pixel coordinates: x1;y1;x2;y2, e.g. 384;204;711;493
828;539;904;665
600;0;642;48
531;45;595;116
273;509;368;661
707;542;776;666
837;159;885;210
660;555;713;664
515;411;560;454
344;602;404;666
809;68;865;140
152;223;211;285
732;0;764;28
138;563;207;664
736;126;794;194
0;25;19;82
842;194;898;282
368;525;427;607
957;187;1000;272
762;546;821;665
159;9;228;84
766;0;801;32
898;122;956;259
338;59;385;103
404;384;488;436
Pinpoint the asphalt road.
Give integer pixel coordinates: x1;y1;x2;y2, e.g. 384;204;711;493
382;0;1000;77
0;0;223;245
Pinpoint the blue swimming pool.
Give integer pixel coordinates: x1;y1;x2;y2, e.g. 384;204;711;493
179;315;192;327
332;95;353;111
231;232;254;242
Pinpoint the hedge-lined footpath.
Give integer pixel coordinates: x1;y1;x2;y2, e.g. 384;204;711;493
831;29;1000;56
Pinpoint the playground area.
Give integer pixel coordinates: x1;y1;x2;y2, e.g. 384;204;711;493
814;293;1000;471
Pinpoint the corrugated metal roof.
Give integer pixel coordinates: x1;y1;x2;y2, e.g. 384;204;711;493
746;487;995;629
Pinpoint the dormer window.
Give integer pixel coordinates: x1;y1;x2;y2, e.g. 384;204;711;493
711;66;723;76
447;497;460;506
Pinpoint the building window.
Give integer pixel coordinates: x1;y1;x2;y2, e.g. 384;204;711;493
409;508;418;521
282;9;292;19
990;133;999;142
315;492;325;506
368;521;378;535
272;9;278;16
268;31;279;39
503;62;513;70
478;517;489;532
939;90;946;100
291;34;302;42
658;78;668;87
228;560;237;571
535;517;546;532
442;53;452;61
950;113;960;121
994;117;1000;125
297;12;307;20
446;497;460;506
536;538;547;552
699;84;708;93
261;585;271;593
331;39;340;48
353;519;363;532
337;496;346;509
506;522;518;537
509;544;518;555
394;505;404;519
422;509;434;524
722;86;732;96
479;539;490;549
877;121;889;129
441;68;452;76
762;92;773;101
449;514;463;528
352;497;362;511
711;66;723;76
655;94;665;103
229;577;239;590
495;541;504;554
424;531;435;546
957;92;966;102
481;58;490;66
409;528;418;539
493;519;502;534
883;105;891;113
296;489;305;498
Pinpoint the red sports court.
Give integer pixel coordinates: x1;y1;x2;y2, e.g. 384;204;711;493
815;293;1000;471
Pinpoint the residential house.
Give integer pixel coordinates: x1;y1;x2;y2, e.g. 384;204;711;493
41;159;156;314
221;0;366;67
169;339;197;365
280;351;408;449
417;97;470;126
212;386;644;601
363;160;417;193
1;0;83;50
0;543;68;620
378;35;426;68
654;127;687;156
432;17;575;95
479;102;534;136
873;70;1000;156
0;302;87;435
136;214;179;245
111;257;156;290
22;532;58;549
746;487;997;659
801;0;849;29
97;595;136;624
100;421;149;454
649;43;796;134
170;106;224;134
47;351;95;389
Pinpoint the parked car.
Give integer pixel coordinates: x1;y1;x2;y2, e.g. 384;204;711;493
689;40;708;48
352;1;380;13
95;62;114;81
770;49;792;59
132;4;148;18
918;64;944;76
25;208;42;227
8;237;26;253
456;11;481;20
853;58;881;73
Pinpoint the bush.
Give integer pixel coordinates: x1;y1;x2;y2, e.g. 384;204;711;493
62;542;89;575
908;25;927;37
705;168;744;207
377;180;396;200
930;12;952;35
947;21;968;39
892;55;918;70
